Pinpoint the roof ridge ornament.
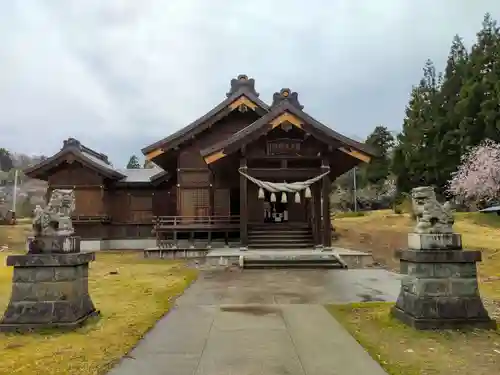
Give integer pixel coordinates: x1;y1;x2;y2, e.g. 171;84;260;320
62;138;81;151
226;74;260;98
271;88;304;110
61;138;110;165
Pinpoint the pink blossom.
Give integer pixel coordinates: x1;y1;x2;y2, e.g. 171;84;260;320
447;139;500;203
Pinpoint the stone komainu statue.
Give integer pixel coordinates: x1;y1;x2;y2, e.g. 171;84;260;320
411;186;454;234
33;189;76;236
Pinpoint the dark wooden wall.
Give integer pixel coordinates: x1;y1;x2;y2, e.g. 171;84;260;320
43;160;176;239
176;111;259;218
48;162;103;186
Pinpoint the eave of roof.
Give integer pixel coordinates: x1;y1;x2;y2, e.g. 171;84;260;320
24;143;125;181
201;100;375;161
141;75;270;159
115;168;169;184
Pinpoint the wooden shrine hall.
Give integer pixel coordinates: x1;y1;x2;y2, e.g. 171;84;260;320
24;75;375;251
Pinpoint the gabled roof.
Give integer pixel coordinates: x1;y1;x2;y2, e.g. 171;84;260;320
141;74;270;160
24;138;126;180
200;89;376;164
24;138;170;185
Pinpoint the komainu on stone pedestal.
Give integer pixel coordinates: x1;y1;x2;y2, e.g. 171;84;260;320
391;186;495;330
411;186;454;234
0;189;99;332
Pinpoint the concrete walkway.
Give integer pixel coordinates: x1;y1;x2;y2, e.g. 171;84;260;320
108;269;399;375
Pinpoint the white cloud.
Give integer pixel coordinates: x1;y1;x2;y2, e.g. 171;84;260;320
0;0;498;165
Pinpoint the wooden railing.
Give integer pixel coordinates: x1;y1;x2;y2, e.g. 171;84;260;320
153;215;241;249
154;215;240;228
71;215;111;223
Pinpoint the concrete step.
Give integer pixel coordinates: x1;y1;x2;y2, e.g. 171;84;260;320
249;238;313;244
248;243;315;249
249;231;312;236
242;263;344;269
241;253;347;269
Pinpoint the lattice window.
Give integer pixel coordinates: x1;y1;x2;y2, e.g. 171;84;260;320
179;188;209;221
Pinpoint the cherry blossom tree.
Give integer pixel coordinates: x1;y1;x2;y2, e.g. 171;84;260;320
447;139;500;205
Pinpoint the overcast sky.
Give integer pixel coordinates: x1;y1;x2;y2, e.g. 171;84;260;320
1;1;499;166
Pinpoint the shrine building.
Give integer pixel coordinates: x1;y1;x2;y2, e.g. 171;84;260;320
24;75;375;250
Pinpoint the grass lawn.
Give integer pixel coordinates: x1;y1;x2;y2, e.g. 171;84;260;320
332;211;500;374
0;220;32;250
0;250;198;375
327;303;500;375
334;210;500;314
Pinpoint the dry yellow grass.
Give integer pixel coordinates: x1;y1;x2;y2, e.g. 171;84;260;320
334;210;500;300
328;303;500;375
0;251;198;375
0;222;32;250
331;211;500;374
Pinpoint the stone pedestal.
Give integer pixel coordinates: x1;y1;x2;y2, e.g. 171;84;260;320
28;235;81;254
391;236;495;329
407;233;462;250
0;236;98;332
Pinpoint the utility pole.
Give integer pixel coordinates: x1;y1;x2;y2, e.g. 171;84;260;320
353;167;358;212
12;169;18;213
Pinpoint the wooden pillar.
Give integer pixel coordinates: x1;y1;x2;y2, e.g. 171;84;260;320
321;161;331;248
313;183;322;247
240;158;248;248
209;171;215;216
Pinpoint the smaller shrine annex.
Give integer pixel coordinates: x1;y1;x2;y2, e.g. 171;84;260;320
24;75;375;250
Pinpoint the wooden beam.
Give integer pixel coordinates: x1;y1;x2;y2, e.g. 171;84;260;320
270;112;303;129
50;184;103;189
228;95;258;111
321;160;331;247
247;168;323;179
146;148;165;160
338;147;371;163
204;150;226;164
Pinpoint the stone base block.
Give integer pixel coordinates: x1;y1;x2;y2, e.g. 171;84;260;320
393;249;495;330
399;249;481;263
0;252;98;332
28;235;81;254
391;306;496;330
408;233;462;250
0;310;100;333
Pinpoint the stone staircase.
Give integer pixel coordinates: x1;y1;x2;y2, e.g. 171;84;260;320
240;251;347;269
248;224;314;250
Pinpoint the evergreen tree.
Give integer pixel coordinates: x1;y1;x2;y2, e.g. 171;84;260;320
126;155;141;169
456;13;500;148
0;148;13;172
361;126;394;186
392;59;441;192
431;34;470;195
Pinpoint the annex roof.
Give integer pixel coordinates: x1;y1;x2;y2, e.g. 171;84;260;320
24;138;169;184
